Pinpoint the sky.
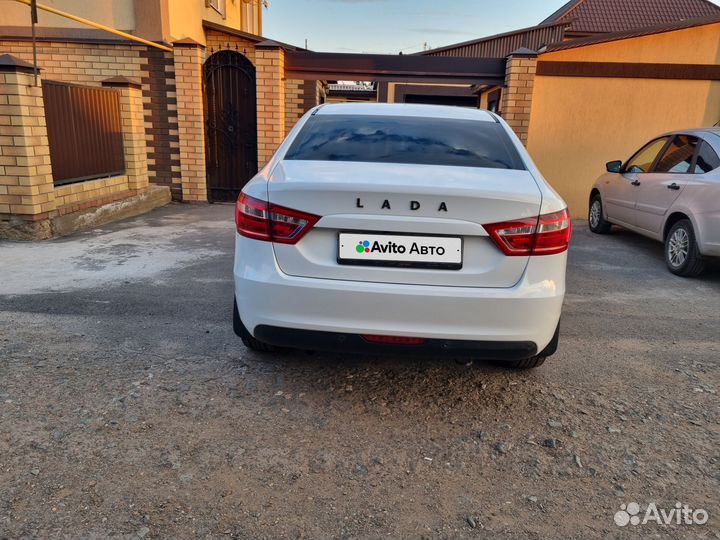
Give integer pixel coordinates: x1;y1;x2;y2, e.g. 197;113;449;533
263;0;720;54
263;0;574;53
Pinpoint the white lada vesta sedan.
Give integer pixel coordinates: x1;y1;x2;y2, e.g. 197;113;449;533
233;103;571;369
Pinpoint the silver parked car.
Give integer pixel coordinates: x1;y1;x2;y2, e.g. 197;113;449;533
589;129;720;277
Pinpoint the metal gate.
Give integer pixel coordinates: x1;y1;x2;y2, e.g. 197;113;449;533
204;50;258;202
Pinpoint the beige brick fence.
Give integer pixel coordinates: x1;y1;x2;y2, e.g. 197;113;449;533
0;55;167;240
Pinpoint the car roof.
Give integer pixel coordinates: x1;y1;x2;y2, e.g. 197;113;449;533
313;102;498;122
656;128;720;151
661;127;720;138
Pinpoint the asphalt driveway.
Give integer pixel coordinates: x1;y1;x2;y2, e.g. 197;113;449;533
0;203;718;539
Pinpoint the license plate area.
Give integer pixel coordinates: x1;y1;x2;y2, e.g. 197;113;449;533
338;232;463;270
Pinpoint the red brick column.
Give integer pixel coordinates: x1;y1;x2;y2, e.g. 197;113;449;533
500;48;538;146
255;41;286;167
173;39;207;202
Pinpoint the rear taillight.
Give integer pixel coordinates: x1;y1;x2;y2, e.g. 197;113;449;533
362;335;427;346
235;193;320;245
484;209;572;256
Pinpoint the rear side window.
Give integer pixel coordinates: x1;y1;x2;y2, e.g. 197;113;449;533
653;135;697;174
695;141;720;173
284;114;525;170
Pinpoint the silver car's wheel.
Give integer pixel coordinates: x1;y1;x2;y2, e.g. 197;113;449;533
588;194;612;234
664;219;705;277
667;228;689;267
589;200;601;228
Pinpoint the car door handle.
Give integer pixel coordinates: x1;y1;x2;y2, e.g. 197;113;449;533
631;180;641;186
667;183;681;191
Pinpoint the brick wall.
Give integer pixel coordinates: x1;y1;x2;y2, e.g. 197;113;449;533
256;44;285;167
205;31;257;64
139;48;181;199
0;70;54;219
173;43;207;202
0;41;144;84
54;175;130;216
0;57;153;239
304;80;326;111
0;40;181;198
53;78;149;218
284;78;304;134
107;82;150;193
500;54;537;145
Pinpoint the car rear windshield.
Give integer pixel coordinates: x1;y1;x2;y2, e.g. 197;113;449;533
284;114;526;170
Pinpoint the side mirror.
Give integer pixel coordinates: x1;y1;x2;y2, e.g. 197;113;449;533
606;160;623;173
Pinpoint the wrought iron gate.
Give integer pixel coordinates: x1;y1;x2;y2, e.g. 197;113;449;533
204;50;258;202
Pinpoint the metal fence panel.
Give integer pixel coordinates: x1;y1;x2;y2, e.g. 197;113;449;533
42;81;125;186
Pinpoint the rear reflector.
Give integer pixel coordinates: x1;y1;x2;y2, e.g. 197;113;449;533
236;193;320;245
362;335;427;346
484;209;572;256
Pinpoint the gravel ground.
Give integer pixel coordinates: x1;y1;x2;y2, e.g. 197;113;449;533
0;203;718;540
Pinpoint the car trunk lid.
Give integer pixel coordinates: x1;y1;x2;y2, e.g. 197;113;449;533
268;160;543;288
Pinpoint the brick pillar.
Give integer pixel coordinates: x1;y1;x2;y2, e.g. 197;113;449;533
284;78;304;135
0;54;56;239
102;77;149;193
500;48;538;146
173;39;207;202
256;41;286;167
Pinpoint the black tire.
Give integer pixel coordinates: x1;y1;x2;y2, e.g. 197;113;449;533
588;194;612;234
233;298;275;352
508;355;546;369
665;219;705;277
499;323;559;370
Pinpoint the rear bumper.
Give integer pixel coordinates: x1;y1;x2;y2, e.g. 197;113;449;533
254;325;538;360
234;235;566;353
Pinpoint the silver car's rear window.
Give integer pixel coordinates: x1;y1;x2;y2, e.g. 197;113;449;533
284;114;526;170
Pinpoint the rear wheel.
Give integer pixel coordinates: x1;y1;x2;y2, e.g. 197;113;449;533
508;355;546;369
499;323;558;370
589;194;612;234
665;219;705;277
233;298;275;352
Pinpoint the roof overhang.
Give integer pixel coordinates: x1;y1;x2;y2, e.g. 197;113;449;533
544;14;720;52
284;50;506;85
418;20;569;56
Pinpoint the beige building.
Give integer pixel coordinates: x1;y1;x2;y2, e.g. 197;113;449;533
527;19;720;214
0;0;263;42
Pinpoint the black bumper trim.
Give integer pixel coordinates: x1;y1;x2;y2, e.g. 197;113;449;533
253;325;538;361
